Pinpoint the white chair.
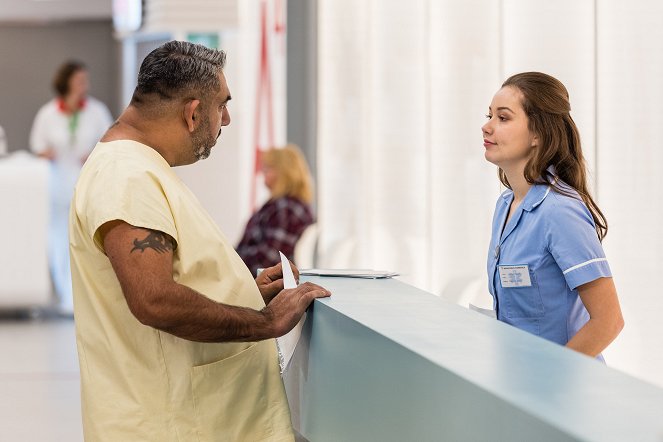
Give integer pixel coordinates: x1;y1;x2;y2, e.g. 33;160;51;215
0;152;52;309
294;223;319;269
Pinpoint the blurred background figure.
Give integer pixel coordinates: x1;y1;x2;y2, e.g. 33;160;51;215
29;60;113;315
0;124;7;155
237;143;314;276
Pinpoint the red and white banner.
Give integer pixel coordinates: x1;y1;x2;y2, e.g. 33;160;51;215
251;0;286;211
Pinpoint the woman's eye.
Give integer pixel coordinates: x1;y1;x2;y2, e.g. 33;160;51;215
485;114;492;119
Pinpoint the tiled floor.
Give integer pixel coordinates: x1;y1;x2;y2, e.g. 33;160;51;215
0;314;82;441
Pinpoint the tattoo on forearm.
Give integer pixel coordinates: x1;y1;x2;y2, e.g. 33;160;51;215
131;230;172;254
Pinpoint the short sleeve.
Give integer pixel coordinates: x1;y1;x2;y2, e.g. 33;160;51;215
78;165;179;254
544;193;611;290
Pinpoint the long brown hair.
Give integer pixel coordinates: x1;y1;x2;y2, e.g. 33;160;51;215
499;72;607;241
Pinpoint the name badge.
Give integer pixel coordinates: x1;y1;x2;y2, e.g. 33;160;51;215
498;265;532;288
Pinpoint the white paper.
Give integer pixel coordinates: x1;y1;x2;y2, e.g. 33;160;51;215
280;251;297;289
276;252;305;375
468;303;497;319
299;268;399;279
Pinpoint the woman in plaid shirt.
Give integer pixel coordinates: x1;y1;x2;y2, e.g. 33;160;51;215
237;144;314;276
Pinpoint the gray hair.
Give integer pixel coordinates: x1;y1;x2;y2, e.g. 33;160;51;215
132;40;226;103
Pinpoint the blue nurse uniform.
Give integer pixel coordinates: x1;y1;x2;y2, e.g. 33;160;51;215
487;173;611;355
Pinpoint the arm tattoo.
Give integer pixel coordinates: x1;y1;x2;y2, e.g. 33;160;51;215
131;230;173;254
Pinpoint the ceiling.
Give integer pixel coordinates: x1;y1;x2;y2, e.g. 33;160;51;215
0;0;111;22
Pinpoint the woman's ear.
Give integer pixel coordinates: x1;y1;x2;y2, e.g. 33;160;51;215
183;99;201;132
530;134;539;149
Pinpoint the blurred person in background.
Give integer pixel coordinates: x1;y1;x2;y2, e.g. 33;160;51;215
237;144;315;276
30;60;112;315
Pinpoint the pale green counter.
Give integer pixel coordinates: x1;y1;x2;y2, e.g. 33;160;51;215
283;276;663;441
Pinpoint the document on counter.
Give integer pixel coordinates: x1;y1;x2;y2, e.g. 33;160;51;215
276;251;305;375
299;268;399;279
468;303;497;319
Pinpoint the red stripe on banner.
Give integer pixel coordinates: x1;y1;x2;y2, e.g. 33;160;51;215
251;0;275;211
274;0;286;54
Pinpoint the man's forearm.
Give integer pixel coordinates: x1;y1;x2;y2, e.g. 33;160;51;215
128;281;275;343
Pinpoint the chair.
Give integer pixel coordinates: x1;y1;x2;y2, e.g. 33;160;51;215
294;223;319;269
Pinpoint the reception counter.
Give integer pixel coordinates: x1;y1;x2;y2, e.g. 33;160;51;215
284;276;663;441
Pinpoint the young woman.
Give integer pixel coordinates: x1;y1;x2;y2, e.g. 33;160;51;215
236;144;314;276
482;72;623;359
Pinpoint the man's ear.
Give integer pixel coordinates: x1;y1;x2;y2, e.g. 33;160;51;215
183;99;201;133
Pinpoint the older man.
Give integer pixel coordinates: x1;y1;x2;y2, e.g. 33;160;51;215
69;41;329;441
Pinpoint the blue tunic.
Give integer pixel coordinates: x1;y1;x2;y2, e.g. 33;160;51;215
487;175;611;351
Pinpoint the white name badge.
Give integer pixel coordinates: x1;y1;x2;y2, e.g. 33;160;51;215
498;265;532;288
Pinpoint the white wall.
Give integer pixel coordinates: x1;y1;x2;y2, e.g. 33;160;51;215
317;0;663;389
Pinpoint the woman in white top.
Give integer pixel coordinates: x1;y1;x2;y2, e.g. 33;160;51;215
30;60;112;314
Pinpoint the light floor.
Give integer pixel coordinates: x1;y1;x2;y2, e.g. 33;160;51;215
0;314;309;442
0;314;82;441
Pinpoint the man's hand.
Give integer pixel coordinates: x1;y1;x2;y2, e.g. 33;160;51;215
262;282;331;337
255;260;300;305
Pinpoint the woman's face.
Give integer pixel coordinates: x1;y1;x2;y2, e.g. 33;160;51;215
262;164;278;191
67;70;90;100
481;86;538;171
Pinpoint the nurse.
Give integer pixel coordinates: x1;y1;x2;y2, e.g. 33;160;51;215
482;72;624;359
30;61;112;315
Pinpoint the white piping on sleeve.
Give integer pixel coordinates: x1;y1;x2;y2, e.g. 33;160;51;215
562;258;608;275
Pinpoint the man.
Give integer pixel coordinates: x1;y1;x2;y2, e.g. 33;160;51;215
69;41;330;441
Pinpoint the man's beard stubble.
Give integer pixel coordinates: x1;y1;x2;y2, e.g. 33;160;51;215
191;116;221;161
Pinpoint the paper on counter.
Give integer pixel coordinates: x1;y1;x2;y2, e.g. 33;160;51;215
468;303;497;319
276;251;305;375
299;268;399;279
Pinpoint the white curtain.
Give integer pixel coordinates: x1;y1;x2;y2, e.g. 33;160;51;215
317;0;663;388
317;0;499;292
596;1;663;390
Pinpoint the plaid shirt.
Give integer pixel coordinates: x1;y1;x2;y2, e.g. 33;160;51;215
236;196;314;276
